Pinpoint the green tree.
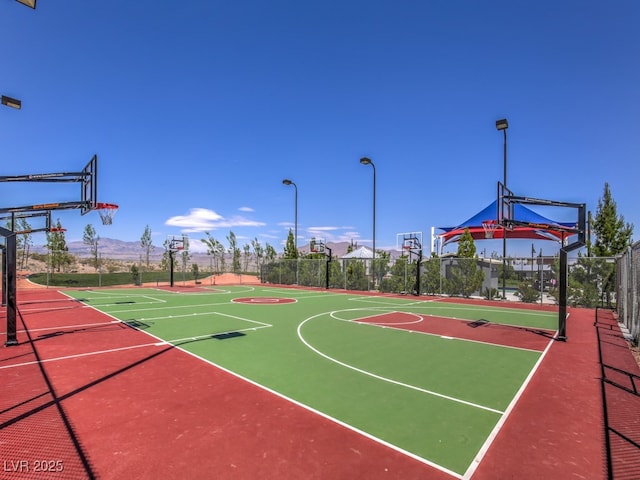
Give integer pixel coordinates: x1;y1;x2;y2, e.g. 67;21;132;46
140;225;154;269
373;249;390;287
5;218;33;270
242;243;251;272
227;230;241;273
590;182;634;306
180;248;191;274
83;224;100;271
265;244;277;262
326;256;343;288
191;263;199;282
567;255;600;307
130;264;141;286
421;254;442;295
251;237;264;272
160;239;178;271
283;229;298;259
298;254;324;287
496;258;517;284
46;220;73;273
201;232;225;273
379;256;409;293
345;259;368;291
446;228;484;298
18;218;33;271
592;182;634;256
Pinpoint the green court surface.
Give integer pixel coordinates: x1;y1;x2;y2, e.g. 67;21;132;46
64;286;557;477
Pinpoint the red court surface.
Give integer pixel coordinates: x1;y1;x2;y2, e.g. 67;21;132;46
2;288;636;479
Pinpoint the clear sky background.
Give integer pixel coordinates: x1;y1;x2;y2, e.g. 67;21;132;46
1;1;638;257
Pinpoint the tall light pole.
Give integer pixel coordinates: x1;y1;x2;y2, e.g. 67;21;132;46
282;179;297;253
360;157;376;289
496;118;508;300
531;243;535;285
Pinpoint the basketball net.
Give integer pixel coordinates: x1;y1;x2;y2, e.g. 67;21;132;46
482;220;498;239
96;203;119;225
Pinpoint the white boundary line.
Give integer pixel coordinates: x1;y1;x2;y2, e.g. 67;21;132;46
0;341;168;370
297;307;554;477
0;320;121;337
462;334;556;479
298;311;504;415
172;341;464;480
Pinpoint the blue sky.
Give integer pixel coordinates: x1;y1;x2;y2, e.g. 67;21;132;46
1;1;638;257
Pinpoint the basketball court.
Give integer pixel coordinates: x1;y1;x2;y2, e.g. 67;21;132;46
1;284;609;479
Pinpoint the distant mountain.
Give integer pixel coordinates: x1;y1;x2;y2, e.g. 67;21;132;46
31;238;163;260
31;238;400;260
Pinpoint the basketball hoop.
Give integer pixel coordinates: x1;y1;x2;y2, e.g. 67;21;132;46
95;203;118;225
482;220;498;239
309;237;325;254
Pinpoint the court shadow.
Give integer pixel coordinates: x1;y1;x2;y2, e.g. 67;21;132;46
211;331;246;340
467;319;490;328
488;322;557;340
124;319;152;330
32;322;129;343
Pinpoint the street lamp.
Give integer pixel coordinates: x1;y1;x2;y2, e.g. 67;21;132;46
360;157;376;289
496;118;508;300
1;95;21;110
531;243;536;285
16;0;37;8
282;179;297;253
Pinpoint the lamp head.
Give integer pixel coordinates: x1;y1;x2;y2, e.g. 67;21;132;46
359;157;372;165
16;0;37;8
1;95;22;109
282;179;292;185
495;118;509;131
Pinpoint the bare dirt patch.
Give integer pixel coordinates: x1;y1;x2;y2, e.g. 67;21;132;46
149;273;260;287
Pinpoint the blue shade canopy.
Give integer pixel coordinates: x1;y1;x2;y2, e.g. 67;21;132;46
438;201;577;246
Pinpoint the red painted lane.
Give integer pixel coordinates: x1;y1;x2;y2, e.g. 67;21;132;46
356;312;551;351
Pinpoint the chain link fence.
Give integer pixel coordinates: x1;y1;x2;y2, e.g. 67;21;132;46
260;255;618;305
14;249;623;311
617;241;640;344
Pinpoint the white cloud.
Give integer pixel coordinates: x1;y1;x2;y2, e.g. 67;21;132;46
165;208;265;233
302;226;360;244
307;226;339;232
238;206;254;212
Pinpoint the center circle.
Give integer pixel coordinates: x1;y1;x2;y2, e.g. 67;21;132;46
232;297;296;304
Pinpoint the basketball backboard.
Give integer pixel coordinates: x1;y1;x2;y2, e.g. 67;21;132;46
0;211;52;234
310;237;325;254
167;234;189;253
396;232;423;252
81;155;97;215
497;181;514;229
